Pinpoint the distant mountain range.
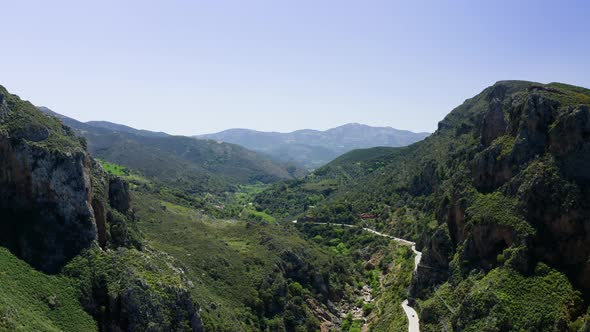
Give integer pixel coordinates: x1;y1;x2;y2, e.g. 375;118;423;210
197;124;430;169
38;107;304;193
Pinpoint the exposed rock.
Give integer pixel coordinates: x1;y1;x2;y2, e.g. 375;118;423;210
306;297;339;332
109;176;130;214
0;87;145;272
515;158;590;293
0;131;97;272
419;83;590;304
461;224;516;269
68;248;204;332
510;94;557;162
549;105;590;156
410;223;452;299
481;98;507;147
0;94;8;120
0;85;203;331
549;105;590;185
471;142;515;193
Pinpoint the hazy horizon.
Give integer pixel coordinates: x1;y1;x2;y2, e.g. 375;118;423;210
60;115;433;136
2;0;589;136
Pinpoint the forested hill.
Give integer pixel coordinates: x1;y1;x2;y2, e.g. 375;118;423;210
39;107;306;193
255;80;590;331
198;123;429;169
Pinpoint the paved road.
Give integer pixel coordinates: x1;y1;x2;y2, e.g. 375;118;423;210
304;222;422;331
401;299;420;332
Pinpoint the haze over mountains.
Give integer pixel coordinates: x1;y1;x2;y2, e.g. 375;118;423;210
39;105;428;170
38;107;305;193
198;124;430;169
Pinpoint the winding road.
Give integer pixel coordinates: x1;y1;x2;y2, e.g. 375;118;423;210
303;222;422;331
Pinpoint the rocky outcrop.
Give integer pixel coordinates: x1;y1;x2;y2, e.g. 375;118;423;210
415;82;590;303
510;94;557;162
0;94;9;120
549;105;590;185
461;224;516;269
471;141;515;193
409;223;453;299
65;248;204;332
480;98;507;147
0;131;98;272
514;158;590;293
0;85;205;331
109;176;131;214
0;87;135;272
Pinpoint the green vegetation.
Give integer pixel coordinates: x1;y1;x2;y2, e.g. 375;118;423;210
240;207;276;223
420;264;583;331
545;82;590;107
492;134;515;160
0;248;96;332
97;159;129;176
63;247;199;332
341;316;364;332
255;80;590;330
467;192;535;236
84;125;303;194
3;80;590;331
0;85;84;153
133;190;361;331
370;245;415;331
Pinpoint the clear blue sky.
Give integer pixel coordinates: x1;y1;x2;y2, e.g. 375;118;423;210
1;0;589;135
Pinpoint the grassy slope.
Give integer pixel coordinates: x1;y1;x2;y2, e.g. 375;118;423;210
132;188;359;331
0;248;96;332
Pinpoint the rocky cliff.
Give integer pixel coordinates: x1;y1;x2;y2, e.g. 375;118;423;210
0;85;136;272
0;85;202;331
404;81;590;330
418;82;590;291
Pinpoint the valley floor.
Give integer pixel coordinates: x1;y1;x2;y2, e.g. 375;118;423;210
305;222;422;332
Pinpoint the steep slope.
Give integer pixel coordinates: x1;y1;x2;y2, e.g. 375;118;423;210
0;88;119;272
257;81;590;330
39;108;305;193
0;247;96;331
198;123;429;169
0;85;203;331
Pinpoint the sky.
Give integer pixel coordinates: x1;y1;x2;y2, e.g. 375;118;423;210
1;0;589;135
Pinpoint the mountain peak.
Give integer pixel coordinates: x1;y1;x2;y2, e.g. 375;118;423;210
199;124;430;169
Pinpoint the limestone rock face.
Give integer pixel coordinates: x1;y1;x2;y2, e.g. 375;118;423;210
416;81;590;301
0;94;8;120
480;98;507;147
0;85;204;331
0;86;123;273
409;223;453;299
109;176;131;214
0;131;97;272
